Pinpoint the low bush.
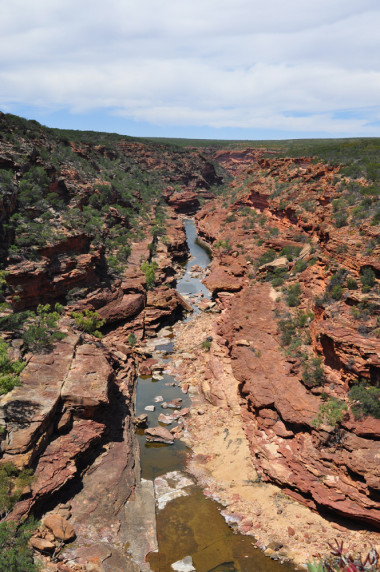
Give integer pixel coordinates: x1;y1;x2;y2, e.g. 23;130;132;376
128;332;137;346
0;520;39;571
0;341;24;396
280;245;302;261
71;309;105;338
346;276;358;290
360;267;376;292
22;304;65;352
0;462;34;518
349;383;380;419
257;249;276;267
286;283;301;307
141;261;158;290
312;398;347;429
302;357;325;388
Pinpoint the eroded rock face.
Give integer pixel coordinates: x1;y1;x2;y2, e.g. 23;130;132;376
9;418;105;521
165;190;200;214
144;287;192;335
0;334;80;465
61;343;113;413
192;153;380;529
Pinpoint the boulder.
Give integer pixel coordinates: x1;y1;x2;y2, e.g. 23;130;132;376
29;536;56;552
43;514;76;542
133;414;148;428
145;426;174;444
98;293;145;324
139;358;159;375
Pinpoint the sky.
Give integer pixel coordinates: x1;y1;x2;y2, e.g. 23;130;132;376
0;0;379;140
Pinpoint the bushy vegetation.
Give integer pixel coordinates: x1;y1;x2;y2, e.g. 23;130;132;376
0;340;24;395
286;283;301;307
0;520;39;571
256;249;276;267
307;539;379;572
22;304;65;352
0;462;34;518
302;357;325;388
71;309;105;338
141;261;158;290
360;267;376;292
312;398;348;429
349;383;380;420
128;332;137;346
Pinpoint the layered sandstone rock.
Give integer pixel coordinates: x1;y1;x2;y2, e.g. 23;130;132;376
193;152;380;529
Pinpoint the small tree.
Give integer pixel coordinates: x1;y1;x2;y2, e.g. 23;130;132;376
312;398;347;445
71;309;105;338
141;261;158;290
22;304;65;353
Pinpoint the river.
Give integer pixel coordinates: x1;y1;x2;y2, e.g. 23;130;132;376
134;218;296;572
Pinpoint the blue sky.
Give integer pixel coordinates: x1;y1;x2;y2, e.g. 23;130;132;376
1;0;379;140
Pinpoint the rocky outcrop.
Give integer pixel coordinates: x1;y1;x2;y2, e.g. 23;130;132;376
216;285;380;527
144;287;192;336
165;190;200;214
5;242;104;310
98;292;145;325
193;152;380;530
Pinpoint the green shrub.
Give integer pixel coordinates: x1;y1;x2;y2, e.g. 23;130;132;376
278;318;296;346
331;284;343;300
302;357;324;388
0;462;34;517
346;276;358;290
0;341;24;395
214;238;231;251
280;245;302;261
360;267;376;291
201;339;212;351
294;259;308;273
22;304;65;352
294;311;313;328
349;383;380;419
312;398;347;428
71;309;105;338
257;249;276;267
286;283;301;307
0;520;39;571
271;276;284;287
141;261;158;290
128;332;137;346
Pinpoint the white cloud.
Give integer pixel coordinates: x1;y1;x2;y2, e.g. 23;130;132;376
0;0;379;135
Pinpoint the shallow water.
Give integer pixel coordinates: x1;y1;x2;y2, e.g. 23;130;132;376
136;219;296;572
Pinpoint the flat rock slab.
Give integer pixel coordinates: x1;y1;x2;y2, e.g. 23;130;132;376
121;479;158;572
145;426;174;444
61;343;112;410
